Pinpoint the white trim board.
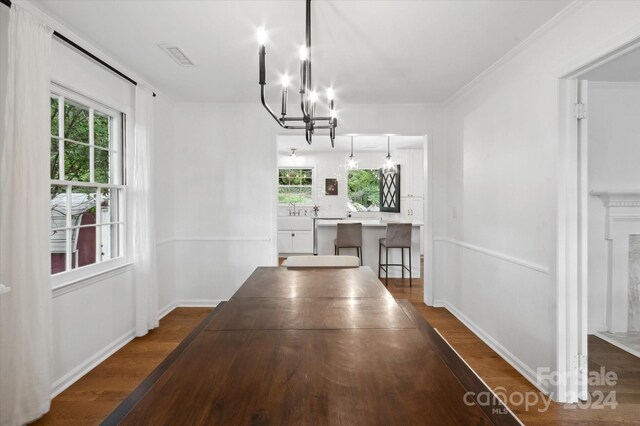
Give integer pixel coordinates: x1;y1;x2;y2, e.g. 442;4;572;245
433;300;554;399
51;329;136;398
433;238;550;274
593;332;640;359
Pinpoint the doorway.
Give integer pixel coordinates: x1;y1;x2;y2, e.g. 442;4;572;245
272;133;434;305
560;41;640;404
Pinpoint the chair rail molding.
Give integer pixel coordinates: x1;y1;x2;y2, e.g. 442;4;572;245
433;237;549;274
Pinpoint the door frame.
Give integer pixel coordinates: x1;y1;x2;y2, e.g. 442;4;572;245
270;132;435;306
557;36;640;403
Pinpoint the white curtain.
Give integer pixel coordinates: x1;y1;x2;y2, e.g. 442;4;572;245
0;5;53;426
132;86;159;336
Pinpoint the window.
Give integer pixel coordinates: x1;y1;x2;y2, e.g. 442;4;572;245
348;169;380;212
50;88;125;276
278;168;313;205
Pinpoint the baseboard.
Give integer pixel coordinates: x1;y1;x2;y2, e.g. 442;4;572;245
158;302;177;320
433;301;554;399
175;299;222;307
593;332;640;358
51;328;136;398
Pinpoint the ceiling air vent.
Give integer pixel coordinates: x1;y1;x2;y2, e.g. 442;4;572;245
159;45;194;67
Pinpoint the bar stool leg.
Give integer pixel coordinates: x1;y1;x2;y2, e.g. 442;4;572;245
378;242;382;279
401;248;405;279
409;246;412;287
385;246;389;286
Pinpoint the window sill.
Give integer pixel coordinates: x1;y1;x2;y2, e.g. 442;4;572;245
52;261;133;298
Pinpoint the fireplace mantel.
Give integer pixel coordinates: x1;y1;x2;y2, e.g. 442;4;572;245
590;191;640;208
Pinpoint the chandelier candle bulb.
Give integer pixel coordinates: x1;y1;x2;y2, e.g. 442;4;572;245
257;27;267;46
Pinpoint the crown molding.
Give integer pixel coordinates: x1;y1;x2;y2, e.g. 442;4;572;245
443;0;584;107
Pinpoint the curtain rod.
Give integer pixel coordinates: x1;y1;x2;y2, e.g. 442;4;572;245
1;0;156;97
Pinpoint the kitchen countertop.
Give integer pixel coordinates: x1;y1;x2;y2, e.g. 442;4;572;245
316;219;423;227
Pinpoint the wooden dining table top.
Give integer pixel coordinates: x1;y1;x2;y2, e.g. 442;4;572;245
104;266;520;426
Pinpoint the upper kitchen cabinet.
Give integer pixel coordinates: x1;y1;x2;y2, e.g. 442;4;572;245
398;149;424;198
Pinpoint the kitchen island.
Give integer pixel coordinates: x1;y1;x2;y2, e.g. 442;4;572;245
315;219;422;278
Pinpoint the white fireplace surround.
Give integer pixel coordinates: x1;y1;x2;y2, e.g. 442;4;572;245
590;191;640;333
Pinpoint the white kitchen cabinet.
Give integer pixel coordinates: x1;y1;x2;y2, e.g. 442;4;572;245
278;229;313;254
278;231;293;253
398;149;424;198
292;231;313;253
401;196;423;221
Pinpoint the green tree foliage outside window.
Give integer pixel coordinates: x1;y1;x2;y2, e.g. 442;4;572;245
50;97;111;199
278;168;313;204
348;169;380;211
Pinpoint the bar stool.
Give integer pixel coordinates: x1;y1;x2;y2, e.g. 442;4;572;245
334;222;363;266
378;223;412;286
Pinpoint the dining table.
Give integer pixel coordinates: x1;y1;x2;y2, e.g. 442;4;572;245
103;266;520;425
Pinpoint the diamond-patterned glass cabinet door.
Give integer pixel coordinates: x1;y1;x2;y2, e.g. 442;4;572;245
379;165;400;213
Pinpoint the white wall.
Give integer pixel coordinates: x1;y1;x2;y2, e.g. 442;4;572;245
0;5;7;167
441;1;640;398
165;103;444;301
586;82;640;332
47;39;139;395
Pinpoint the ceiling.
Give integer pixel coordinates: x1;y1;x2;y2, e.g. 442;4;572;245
278;134;424;153
582;47;640;82
35;0;571;103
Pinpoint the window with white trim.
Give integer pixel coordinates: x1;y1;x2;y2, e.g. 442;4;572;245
278;167;313;205
50;88;125;276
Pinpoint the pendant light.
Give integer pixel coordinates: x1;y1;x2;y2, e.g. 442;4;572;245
382;136;396;173
347;136;358;170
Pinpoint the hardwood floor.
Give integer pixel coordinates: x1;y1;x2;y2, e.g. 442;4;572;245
37;264;639;425
385;273;640;425
33;308;213;425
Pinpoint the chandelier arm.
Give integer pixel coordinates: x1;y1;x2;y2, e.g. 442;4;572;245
260;85;285;128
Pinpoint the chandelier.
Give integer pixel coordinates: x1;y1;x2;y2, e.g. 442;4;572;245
257;0;337;146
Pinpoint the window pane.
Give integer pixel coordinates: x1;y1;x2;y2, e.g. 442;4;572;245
298;187;312;204
100;224;120;261
95;148;110;184
348;169;380;211
69;187;97;270
278;187;291;204
94;112;110;149
64;100;90;143
51;138;60;180
51;97;59;136
64;141;90;182
50;185;67;275
100;188;119;223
